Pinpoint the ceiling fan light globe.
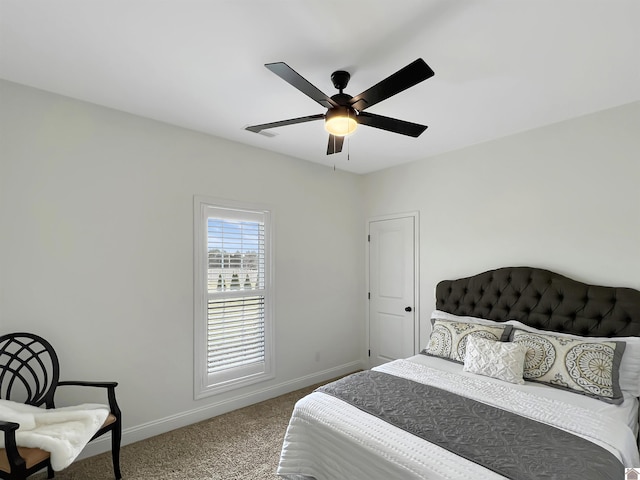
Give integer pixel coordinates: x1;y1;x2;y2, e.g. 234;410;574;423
324;107;358;136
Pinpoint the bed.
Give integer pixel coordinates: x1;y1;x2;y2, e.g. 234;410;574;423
277;266;640;480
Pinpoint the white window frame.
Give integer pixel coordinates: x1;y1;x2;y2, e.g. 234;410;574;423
193;196;275;399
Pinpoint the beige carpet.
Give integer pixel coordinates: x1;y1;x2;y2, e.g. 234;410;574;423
32;383;319;480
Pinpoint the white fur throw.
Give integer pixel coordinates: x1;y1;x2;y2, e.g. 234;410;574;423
0;399;109;471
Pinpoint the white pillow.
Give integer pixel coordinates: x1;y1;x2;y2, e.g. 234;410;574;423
431;310;507;327
463;336;526;385
506;320;640;397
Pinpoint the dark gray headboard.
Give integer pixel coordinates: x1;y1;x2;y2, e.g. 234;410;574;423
435;267;640;337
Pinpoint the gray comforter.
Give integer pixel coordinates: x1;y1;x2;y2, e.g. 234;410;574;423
317;370;623;480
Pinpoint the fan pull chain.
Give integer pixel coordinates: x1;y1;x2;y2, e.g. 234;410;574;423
333;133;336;171
347;110;351;161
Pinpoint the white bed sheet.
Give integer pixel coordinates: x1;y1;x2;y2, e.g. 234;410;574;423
410;354;640;437
278;355;639;480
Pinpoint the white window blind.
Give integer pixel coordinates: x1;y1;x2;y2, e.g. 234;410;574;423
207;296;264;373
194;198;273;398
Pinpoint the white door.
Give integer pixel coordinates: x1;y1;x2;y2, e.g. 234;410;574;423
368;216;416;367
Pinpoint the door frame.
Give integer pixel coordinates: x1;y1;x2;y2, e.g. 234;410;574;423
366;211;420;365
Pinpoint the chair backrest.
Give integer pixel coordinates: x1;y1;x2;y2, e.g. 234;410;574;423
0;333;60;407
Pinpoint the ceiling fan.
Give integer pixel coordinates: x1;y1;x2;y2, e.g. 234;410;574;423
246;59;434;155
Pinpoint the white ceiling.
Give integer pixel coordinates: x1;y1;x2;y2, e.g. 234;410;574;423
1;1;638;174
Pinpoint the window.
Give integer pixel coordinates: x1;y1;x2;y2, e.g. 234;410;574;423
194;197;274;398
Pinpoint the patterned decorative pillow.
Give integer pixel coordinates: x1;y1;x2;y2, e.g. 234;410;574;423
511;329;626;404
506;320;640;397
463;336;527;384
423;318;512;363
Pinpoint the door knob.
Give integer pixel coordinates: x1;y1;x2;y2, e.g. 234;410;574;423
405;306;412;312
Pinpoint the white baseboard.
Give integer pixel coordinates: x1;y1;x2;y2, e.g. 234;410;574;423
79;360;364;459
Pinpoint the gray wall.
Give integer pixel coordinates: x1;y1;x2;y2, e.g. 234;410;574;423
0;80;366;453
363;101;640;348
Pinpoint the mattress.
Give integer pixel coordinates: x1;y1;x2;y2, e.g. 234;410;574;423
277;355;639;480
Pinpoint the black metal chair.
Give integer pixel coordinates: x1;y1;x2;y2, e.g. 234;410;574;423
0;333;121;479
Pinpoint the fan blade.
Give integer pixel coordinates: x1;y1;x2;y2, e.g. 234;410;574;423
327;135;344;155
349;59;434;112
357;112;427;137
265;62;338;109
246;114;324;133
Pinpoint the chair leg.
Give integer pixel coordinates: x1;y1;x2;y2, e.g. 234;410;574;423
111;424;122;479
47;463;55;478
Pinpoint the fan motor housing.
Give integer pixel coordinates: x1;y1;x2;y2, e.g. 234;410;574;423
330;92;353;107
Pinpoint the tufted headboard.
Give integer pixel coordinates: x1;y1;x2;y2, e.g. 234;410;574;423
435;267;640;337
